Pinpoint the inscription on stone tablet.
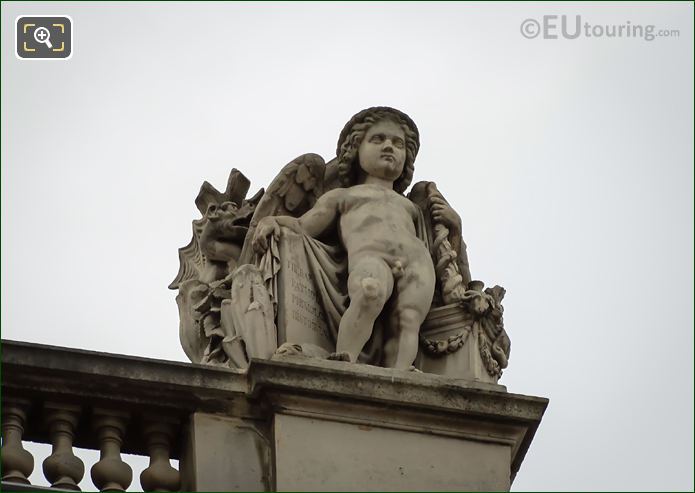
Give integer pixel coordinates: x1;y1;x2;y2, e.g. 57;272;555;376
277;231;333;351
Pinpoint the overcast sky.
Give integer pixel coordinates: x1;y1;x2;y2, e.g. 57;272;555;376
2;2;693;491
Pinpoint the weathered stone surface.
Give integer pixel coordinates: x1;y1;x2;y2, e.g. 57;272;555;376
140;419;181;492
274;414;510;491
1;340;249;457
2;340;547;491
252;112;437;369
248;357;546;490
171;107;510;381
181;414;271;492
1;397;34;485
42;403;84;490
224;264;277;361
276;230;334;352
416;304;498;383
246;357;549;424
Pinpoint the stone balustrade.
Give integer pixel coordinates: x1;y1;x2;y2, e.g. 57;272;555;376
2;339;547;492
1;340;248;492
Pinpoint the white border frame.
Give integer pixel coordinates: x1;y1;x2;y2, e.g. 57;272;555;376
15;15;74;61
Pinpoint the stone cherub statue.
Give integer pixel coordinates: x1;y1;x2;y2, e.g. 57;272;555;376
254;108;450;369
171;107;511;382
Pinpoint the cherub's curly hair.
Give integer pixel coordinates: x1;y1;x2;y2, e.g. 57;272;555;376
336;107;420;194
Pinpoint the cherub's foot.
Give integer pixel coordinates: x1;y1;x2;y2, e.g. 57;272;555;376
327;351;351;362
275;342;330;359
408;365;423;373
275;343;304;356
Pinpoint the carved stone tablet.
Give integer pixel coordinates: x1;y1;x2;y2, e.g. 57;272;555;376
276;231;334;352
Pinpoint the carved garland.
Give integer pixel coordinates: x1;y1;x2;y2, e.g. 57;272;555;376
419;325;472;356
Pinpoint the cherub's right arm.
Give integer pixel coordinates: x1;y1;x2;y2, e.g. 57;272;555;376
252;189;342;253
296;188;342;238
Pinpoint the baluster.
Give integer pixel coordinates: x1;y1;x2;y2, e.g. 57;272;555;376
140;419;180;492
90;409;132;491
42;403;85;490
1;397;34;484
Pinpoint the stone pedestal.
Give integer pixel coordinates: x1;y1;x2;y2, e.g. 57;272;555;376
183;357;547;492
179;357;546;491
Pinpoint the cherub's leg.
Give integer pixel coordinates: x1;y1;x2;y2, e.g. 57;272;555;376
384;267;436;370
336;257;394;362
389;307;425;369
382;310;400;368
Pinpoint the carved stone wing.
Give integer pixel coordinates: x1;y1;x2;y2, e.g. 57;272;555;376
238;153;326;264
169;219;206;290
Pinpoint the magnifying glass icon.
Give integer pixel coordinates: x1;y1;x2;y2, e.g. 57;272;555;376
34;27;53;49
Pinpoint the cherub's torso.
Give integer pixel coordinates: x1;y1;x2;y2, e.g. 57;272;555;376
333;184;430;271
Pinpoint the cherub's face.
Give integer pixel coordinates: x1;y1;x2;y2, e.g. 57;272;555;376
357;119;406;183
